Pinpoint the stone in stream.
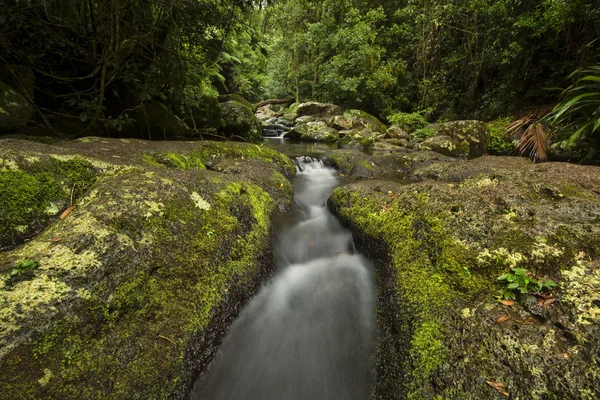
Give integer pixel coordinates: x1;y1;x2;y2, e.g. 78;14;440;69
0;137;295;399
326;149;600;399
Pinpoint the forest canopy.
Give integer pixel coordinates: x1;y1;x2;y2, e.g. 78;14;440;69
1;0;599;137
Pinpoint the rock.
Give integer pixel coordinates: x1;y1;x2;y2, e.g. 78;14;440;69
121;101;188;139
342;110;387;134
185;95;221;131
296;102;342;118
255;105;275;121
294;115;316;124
385;125;409;140
328;155;600;399
419;120;490;158
286;121;339;142
219;101;262;142
332;115;354;131
0;81;34;133
281;113;298;123
0;138;295;399
218;94;253;109
0;65;34;99
385;138;409;148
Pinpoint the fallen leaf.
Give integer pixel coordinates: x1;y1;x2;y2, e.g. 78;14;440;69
541;298;556;308
487;381;509;396
538;298;545;307
501;299;515;306
497;315;510;324
60;205;76;220
51;237;62;243
381;205;389;212
339;173;345;177
563;353;569;359
524;316;537;324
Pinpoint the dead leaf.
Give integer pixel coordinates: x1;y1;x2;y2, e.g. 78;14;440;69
524;316;537;324
339;173;345;177
501;299;515;306
381;205;389;212
497;315;510;324
541;298;556;309
487;381;509;397
51;237;62;243
538;298;545;307
60;205;76;220
563;353;569;359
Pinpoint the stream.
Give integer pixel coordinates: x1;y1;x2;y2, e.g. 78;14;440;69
190;157;376;400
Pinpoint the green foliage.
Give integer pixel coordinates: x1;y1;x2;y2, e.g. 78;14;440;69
487;118;514;155
497;268;557;300
412;128;436;139
550;65;600;145
10;258;38;278
387;112;428;133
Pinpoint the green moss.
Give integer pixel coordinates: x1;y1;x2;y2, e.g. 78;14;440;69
487;118;514;155
192;142;295;177
142;152;206;170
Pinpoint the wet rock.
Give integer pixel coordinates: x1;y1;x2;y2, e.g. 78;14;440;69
0;138;295;400
328;155;600;399
295;115;316;124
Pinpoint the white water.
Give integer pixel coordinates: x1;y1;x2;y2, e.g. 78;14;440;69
190;157;376;400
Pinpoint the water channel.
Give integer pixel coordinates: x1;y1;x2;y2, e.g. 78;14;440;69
190;155;376;400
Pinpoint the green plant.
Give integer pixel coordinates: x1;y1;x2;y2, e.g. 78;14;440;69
497;267;557;300
10;258;38;278
550;65;600;145
387;111;428;132
487;118;514;155
412;127;436;139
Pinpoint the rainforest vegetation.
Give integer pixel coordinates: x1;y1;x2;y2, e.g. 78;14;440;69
1;0;599;156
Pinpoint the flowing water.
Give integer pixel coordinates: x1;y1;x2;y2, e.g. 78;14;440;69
190;157;376;400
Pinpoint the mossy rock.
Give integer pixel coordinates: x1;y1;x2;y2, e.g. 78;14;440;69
218;94;253;109
0;138;295;400
219;101;262;142
342;109;387;134
120;101;188;139
419;120;490;159
328;155;600;399
295;102;342;118
286;121;339;143
0;64;34;99
184;95;221;131
0;81;33;133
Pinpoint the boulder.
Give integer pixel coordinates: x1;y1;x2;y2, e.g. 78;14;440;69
218;94;253;109
419;120;490;158
219;101;262;142
0;138;295;399
0;81;34;133
121;101;188;139
287;121;339;142
328;154;600;399
0;65;34;99
385;125;409;140
342;110;387;134
296;102;342;118
255;105;275;122
294;115;316;124
184;95;221;131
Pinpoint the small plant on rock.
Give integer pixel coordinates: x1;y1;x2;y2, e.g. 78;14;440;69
497;267;557;300
10;258;38;278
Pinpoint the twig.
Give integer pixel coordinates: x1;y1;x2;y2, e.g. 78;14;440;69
157;335;176;345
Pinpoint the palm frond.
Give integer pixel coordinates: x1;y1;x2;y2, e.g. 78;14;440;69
514;122;550;162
